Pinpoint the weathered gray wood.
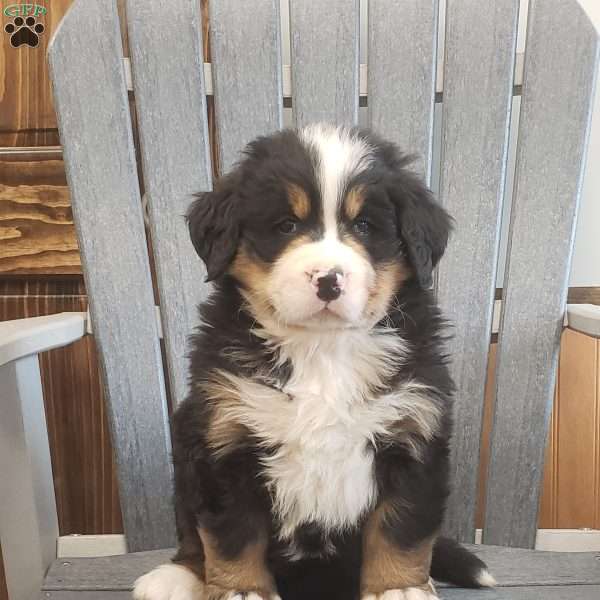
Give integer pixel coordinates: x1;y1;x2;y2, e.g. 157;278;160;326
485;0;600;548
290;0;359;128
436;0;519;544
1;357;58;600
126;0;213;407
367;0;438;180
48;0;175;551
41;587;600;600
209;0;283;172
43;545;600;590
42;593;131;600
441;586;600;600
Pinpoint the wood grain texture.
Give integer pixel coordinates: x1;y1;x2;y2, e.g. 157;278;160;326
556;329;599;528
436;0;519;543
569;287;600;305
209;0;283;172
0;0;72;146
367;0;437;180
0;153;80;274
485;0;600;548
290;0;359;128
48;0;175;551
43;544;600;591
0;279;123;536
126;0;213;407
441;587;600;600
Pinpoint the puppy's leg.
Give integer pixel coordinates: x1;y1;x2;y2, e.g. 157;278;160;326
361;503;437;600
198;525;279;600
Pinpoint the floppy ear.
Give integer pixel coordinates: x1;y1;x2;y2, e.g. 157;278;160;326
391;174;452;289
186;175;241;281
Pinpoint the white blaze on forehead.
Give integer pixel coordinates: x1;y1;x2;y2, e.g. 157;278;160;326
300;124;373;239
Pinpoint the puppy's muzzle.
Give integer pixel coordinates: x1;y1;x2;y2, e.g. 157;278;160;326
311;268;344;302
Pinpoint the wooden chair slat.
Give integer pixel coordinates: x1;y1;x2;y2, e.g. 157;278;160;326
43;544;600;590
367;0;438;180
436;0;519;543
209;0;283;172
126;0;213;408
48;0;175;551
485;0;599;548
289;0;359;128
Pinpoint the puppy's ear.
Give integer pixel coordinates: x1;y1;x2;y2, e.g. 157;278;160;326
391;173;452;288
187;174;241;281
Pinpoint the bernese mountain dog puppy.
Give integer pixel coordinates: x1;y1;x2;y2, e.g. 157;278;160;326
134;125;495;600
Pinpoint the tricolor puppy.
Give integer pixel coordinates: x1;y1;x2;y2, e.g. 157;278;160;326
134;125;495;600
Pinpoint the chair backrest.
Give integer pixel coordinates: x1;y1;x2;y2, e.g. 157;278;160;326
48;0;599;552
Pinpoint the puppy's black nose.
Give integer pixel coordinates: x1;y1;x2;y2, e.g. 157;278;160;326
315;269;343;302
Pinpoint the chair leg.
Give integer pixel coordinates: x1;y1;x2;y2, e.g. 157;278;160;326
0;356;59;600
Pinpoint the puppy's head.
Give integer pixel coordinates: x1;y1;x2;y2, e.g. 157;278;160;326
188;125;451;329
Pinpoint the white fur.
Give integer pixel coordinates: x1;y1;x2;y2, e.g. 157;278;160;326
476;569;497;587
301;123;373;238
267;235;375;326
132;563;203;600
210;325;441;541
362;579;438;600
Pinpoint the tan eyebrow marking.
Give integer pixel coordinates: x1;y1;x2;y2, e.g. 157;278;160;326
344;185;366;220
286;183;311;220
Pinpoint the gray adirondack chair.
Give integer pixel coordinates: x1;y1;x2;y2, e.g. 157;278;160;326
2;0;600;598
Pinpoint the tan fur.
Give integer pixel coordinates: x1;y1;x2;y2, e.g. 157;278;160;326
199;527;276;599
344;185;366;220
342;235;411;324
361;503;436;595
201;373;249;457
287;183;311;219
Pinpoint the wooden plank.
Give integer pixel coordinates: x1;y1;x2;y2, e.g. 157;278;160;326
40;587;600;600
42;545;600;591
126;0;212;407
485;0;600;548
441;586;600;600
0;0;72;146
437;0;519;543
48;0;175;551
0;153;80;275
42;593;131;600
209;0;282;172
367;0;438;180
556;329;598;527
289;0;359;128
43;549;173;590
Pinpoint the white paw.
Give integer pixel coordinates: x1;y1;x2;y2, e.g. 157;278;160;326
133;563;203;600
362;587;437;600
230;594;281;600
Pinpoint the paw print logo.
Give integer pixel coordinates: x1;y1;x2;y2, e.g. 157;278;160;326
4;16;45;48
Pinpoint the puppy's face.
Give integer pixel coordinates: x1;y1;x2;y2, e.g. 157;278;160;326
188;125;451;330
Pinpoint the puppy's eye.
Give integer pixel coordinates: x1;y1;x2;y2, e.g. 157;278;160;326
277;219;298;234
353;218;371;235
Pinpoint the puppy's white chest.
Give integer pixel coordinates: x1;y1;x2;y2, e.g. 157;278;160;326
264;361;378;539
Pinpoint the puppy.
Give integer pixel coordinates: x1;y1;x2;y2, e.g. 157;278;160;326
133;125;494;600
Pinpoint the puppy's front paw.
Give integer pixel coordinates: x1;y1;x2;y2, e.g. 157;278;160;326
133;563;203;600
362;580;438;600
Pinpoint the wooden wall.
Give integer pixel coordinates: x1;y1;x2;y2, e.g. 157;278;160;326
0;1;599;597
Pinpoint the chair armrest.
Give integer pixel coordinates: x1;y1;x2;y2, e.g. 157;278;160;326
566;304;600;338
0;312;87;367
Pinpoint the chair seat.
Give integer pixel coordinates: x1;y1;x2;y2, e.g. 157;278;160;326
41;544;600;599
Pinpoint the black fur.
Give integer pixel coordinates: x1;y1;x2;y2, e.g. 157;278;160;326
171;127;488;599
